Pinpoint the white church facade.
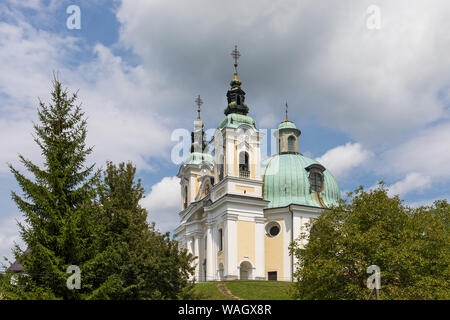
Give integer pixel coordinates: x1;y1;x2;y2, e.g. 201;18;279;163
174;47;340;282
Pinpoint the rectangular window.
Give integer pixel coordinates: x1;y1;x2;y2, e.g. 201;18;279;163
218;229;223;251
268;271;277;281
205;236;207;250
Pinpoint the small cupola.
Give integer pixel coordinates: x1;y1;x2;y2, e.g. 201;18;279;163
274;102;301;154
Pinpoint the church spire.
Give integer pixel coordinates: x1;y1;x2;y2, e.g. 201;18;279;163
195;94;203;120
284;101;289;121
191;95;206;153
230;45;242;87
224;45;249;116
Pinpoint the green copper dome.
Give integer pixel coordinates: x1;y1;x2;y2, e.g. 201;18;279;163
278;120;298;130
261;153;340;209
218;113;257;130
183;152;214;167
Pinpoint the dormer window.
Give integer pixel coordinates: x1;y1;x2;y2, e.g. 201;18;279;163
305;163;326;193
309;172;323;192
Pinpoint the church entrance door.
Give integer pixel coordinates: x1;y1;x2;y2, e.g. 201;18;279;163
239;261;252;280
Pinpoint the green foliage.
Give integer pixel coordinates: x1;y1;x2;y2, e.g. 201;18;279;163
224;280;293;300
290;184;450;300
83;162;196;300
0;77;99;300
193;282;234;300
193;280;293;300
0;78;195;300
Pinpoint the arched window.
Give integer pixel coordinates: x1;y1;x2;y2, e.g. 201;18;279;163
218;164;224;181
218;148;225;181
309;172;323;192
218;228;223;251
288;136;296;152
239;151;250;178
184;186;188;209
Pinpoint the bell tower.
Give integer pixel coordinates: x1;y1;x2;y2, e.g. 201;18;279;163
177;95;214;210
212;46;264;199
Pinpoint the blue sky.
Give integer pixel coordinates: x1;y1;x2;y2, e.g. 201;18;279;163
0;0;449;261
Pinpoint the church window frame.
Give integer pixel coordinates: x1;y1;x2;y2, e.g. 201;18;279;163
218;228;223;252
309;171;323;192
218;164;224;181
305;164;326;194
267;271;277;281
239;151;250;178
265;221;281;238
288;135;296;152
184;185;188;209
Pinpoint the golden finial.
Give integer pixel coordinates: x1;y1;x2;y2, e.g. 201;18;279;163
230;45;242;85
195;95;203;120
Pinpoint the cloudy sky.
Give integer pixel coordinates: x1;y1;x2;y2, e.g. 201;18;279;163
0;0;449;262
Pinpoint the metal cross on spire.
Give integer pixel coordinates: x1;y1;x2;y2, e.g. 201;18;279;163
195;94;203;120
231;45;240;69
285;101;289;121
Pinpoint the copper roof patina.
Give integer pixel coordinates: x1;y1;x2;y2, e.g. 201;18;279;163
261;153;340;209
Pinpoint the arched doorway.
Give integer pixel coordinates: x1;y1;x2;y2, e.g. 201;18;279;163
239;261;253;280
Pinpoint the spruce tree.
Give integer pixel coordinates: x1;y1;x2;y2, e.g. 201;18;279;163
0;77;99;299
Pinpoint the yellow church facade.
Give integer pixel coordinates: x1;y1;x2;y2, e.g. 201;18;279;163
174;47;340;281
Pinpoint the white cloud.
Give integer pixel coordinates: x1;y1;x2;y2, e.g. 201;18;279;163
406;195;450;208
257;113;279;129
116;0;450;144
140;176;181;233
0;175;183;262
316;142;372;179
1;0;450;243
387;172;432;197
4;0;56;10
384;122;450;181
0;13;176;175
0;215;25;263
71;44;173;171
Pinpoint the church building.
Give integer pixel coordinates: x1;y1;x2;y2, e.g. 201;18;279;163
174;47;340;282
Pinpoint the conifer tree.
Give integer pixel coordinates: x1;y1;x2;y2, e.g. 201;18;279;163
0;77;99;299
83;162;195;300
0;77;196;300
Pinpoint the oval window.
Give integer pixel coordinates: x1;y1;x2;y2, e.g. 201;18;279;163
269;225;280;237
265;221;281;238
